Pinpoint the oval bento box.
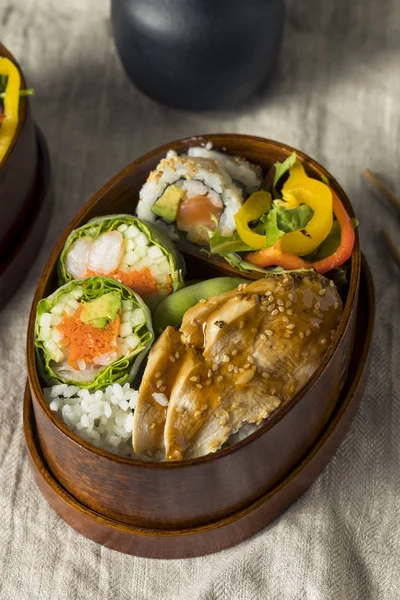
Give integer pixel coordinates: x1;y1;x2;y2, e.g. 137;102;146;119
0;43;52;307
26;134;368;557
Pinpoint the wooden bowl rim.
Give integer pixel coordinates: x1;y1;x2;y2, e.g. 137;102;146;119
27;133;361;469
0;43;29;171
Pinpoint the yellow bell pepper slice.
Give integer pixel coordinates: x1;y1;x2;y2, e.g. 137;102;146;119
279;161;333;256
0;57;21;164
234;191;272;250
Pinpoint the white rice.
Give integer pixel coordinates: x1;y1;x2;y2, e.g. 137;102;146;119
187;146;263;194
43;383;138;457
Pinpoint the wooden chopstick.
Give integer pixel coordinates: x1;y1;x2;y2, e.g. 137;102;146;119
363;169;400;217
381;229;400;271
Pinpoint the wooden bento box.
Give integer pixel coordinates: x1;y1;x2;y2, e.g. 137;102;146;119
25;134;373;558
0;43;51;306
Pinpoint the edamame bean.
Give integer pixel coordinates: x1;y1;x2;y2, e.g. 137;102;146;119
153;277;246;336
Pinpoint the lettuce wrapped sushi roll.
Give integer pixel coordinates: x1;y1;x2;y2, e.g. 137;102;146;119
59;215;184;308
35;276;153;389
136;153;244;245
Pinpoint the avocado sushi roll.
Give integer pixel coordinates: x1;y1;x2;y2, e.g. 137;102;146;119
136;153;244;245
35;276;153;389
59;215;184;309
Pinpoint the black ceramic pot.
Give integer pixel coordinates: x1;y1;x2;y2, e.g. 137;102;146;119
111;0;285;110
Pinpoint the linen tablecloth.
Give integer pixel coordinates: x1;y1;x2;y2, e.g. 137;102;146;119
0;1;399;598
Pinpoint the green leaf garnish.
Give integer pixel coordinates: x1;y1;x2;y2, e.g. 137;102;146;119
272;152;297;197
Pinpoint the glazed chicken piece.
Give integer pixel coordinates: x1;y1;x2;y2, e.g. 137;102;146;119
133;273;343;461
132;327;185;457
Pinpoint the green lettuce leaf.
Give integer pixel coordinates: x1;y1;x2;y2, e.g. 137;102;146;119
35;276;154;390
222;252;314;277
58;214;185;295
261;203;314;247
272;152;297;197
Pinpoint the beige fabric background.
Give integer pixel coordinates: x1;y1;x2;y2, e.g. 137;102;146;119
1;1;399;598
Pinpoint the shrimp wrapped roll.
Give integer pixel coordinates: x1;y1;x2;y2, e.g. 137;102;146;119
59;215;184;309
35;276;153;389
136;153;243;245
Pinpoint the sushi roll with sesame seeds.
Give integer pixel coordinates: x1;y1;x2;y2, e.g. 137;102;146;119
136;153;244;246
187;146;263;195
35;276;153;389
58;215;185;309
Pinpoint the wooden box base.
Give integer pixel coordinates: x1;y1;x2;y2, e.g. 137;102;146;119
23;257;374;559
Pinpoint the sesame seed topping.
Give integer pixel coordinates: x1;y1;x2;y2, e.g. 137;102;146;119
175;351;180;358
286;324;295;330
261;306;268;311
244;363;251;370
315;301;321;310
306;329;312;336
247;356;254;364
282;276;289;283
206;378;212;386
260;333;267;340
234;366;239;373
262;372;270;379
156;379;163;388
319;288;327;296
239;367;244;373
285;301;291;308
222;354;230;363
265;290;272;296
228;364;234;372
271;309;279;316
169;355;176;363
194;410;201;417
287;309;293;316
231;349;238;356
196;383;203;389
155;372;161;378
267;304;276;312
212;364;219;372
239;320;245;329
189;376;198;382
268;296;275;303
284;332;292;338
160;386;167;392
330;280;335;287
282;316;289;323
277;299;284;306
278;306;285;313
265;329;273;336
299;331;304;339
199;298;206;303
207;369;212;378
251;327;257;333
150;422;156;429
175;406;183;413
320;338;327;345
217;376;223;382
288;293;294;301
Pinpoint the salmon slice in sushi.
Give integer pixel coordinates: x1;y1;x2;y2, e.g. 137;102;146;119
136;153;245;245
35;276;153;389
59;215;185;309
